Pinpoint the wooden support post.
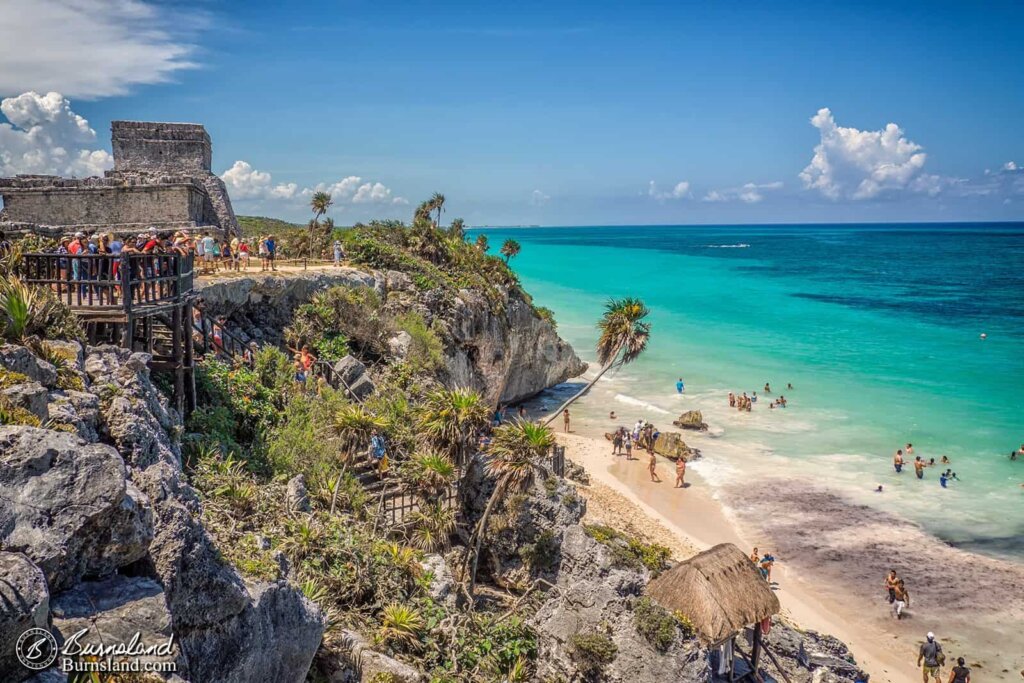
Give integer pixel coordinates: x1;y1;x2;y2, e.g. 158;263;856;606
120;253;133;349
751;624;763;678
184;302;196;415
172;304;184;418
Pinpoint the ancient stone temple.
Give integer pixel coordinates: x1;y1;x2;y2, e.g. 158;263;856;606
0;121;239;237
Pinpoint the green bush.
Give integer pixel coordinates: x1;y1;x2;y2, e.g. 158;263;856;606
583;524;671;573
519;529;559;572
633;597;677;651
570;632;617;677
394;311;444;373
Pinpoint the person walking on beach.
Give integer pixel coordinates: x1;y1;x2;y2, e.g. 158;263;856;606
675;457;686;488
948;657;970;683
562;409;571;432
648;450;661;482
885;569;899;603
918;632;944;683
624;432;633;460
915;457;926;480
894;449;905;473
893;579;910;619
612;428;623;456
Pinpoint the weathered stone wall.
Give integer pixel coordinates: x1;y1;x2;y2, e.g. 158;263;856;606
0;177;208;228
112;121;212;173
0;120;241;237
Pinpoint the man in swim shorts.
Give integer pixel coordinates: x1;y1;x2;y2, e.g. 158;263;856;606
917;632;943;683
885;569;899;603
894;449;904;473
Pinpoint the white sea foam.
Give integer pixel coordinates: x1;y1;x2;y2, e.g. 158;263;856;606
613;393;671;415
703;243;751;248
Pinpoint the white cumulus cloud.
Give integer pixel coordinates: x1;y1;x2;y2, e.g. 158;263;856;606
0;91;113;176
0;0;199;99
220;161;298;200
703;181;782;204
221;164;403;207
648;180;691;201
800;108;930;200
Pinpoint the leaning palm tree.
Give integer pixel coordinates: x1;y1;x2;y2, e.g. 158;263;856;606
499;238;521;264
468;419;555;593
542;297;651;427
430;192;446;227
309;191;333;258
474;234;489;252
417;388;491;467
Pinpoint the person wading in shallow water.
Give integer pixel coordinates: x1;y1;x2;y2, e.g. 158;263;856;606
915;456;926;480
894;449;905;473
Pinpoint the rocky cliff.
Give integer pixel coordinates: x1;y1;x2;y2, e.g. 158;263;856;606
0;343;323;682
197;269;585;404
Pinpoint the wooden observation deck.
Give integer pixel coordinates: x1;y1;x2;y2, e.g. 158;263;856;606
21;252;197;414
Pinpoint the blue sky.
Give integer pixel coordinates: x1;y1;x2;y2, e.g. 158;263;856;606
1;0;1022;225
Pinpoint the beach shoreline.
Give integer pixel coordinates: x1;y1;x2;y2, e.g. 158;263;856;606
545;421;1024;683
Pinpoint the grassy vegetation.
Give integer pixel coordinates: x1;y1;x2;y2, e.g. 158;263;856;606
583;524;672;574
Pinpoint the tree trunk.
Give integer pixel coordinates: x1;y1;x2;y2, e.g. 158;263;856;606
468;476;507;596
541;356;617;428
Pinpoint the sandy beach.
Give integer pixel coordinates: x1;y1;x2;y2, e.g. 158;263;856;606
552;427;1024;683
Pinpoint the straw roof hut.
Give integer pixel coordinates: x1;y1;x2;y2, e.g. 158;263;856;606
646;542;780;647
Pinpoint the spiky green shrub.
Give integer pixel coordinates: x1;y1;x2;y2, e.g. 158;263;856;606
377;603;425;650
570;632;617;677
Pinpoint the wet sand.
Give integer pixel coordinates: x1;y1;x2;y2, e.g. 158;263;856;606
556;430;1024;683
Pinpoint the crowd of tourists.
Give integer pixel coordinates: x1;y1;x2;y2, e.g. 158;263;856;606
727;382;792;412
42;228;284;278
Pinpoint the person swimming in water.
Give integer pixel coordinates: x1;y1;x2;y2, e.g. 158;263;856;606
764;383;771;394
941;455;950;464
676;377;685;393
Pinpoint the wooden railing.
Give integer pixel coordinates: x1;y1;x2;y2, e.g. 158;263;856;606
380;478;461;528
21;252;195;310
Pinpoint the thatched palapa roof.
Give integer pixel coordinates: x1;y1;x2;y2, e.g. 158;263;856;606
646;542;780;646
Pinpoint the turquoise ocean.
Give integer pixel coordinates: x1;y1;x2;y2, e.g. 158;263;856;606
476;224;1024;561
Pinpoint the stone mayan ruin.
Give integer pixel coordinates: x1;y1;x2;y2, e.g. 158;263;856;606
0;121;239;237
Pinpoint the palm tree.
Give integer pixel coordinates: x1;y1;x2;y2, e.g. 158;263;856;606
331;403;388;461
309;191;333;259
499;239;521;264
448;218;466;241
417;388;491;466
430;192;445;228
475;234;489;252
469;420;556;592
542;298;651;427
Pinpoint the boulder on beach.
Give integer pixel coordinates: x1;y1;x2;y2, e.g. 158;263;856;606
672;409;708;431
653;432;696;461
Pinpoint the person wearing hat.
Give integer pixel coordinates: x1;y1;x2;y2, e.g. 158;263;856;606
917;632;944;683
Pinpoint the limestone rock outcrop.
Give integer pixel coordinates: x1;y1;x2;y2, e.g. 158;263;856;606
0;344;323;683
196;271;586;406
653;432;697;461
673;409;708;431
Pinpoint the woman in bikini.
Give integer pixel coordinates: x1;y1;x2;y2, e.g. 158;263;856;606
649;450;661;482
675;457;686;488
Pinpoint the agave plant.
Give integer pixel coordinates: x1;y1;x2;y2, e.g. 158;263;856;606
377;603;425;650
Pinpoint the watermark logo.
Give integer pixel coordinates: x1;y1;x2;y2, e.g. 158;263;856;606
16;628;58;671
